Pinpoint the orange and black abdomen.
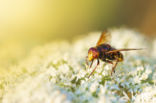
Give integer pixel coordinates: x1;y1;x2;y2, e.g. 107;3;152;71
106;51;124;62
96;44;123;62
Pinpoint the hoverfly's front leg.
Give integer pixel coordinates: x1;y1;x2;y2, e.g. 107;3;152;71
86;56;89;66
111;60;118;75
88;59;99;78
86;56;94;69
89;60;94;68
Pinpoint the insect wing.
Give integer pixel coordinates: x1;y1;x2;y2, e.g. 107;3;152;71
96;30;111;46
106;48;144;54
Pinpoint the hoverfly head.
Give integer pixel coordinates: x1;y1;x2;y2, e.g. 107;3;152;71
88;47;99;61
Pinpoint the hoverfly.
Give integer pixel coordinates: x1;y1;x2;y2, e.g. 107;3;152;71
86;30;142;78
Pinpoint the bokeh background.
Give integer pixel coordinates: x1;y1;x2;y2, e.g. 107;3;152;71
0;0;156;69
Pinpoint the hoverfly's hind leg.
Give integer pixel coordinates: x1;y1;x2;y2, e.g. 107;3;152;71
104;59;113;64
111;60;118;75
88;59;99;78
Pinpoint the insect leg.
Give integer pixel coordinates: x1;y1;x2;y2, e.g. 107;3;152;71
86;56;88;66
104;60;113;64
88;59;99;78
111;60;118;75
89;59;94;68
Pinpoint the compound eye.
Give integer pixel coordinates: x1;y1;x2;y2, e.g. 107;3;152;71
88;52;93;61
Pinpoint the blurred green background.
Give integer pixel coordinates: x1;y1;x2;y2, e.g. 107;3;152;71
0;0;156;69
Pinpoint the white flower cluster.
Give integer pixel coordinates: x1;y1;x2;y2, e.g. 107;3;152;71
1;28;156;103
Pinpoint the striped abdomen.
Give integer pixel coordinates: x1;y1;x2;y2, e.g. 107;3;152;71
96;44;123;62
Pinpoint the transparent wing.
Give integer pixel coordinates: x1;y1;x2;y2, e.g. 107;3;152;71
105;48;144;54
96;30;111;46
